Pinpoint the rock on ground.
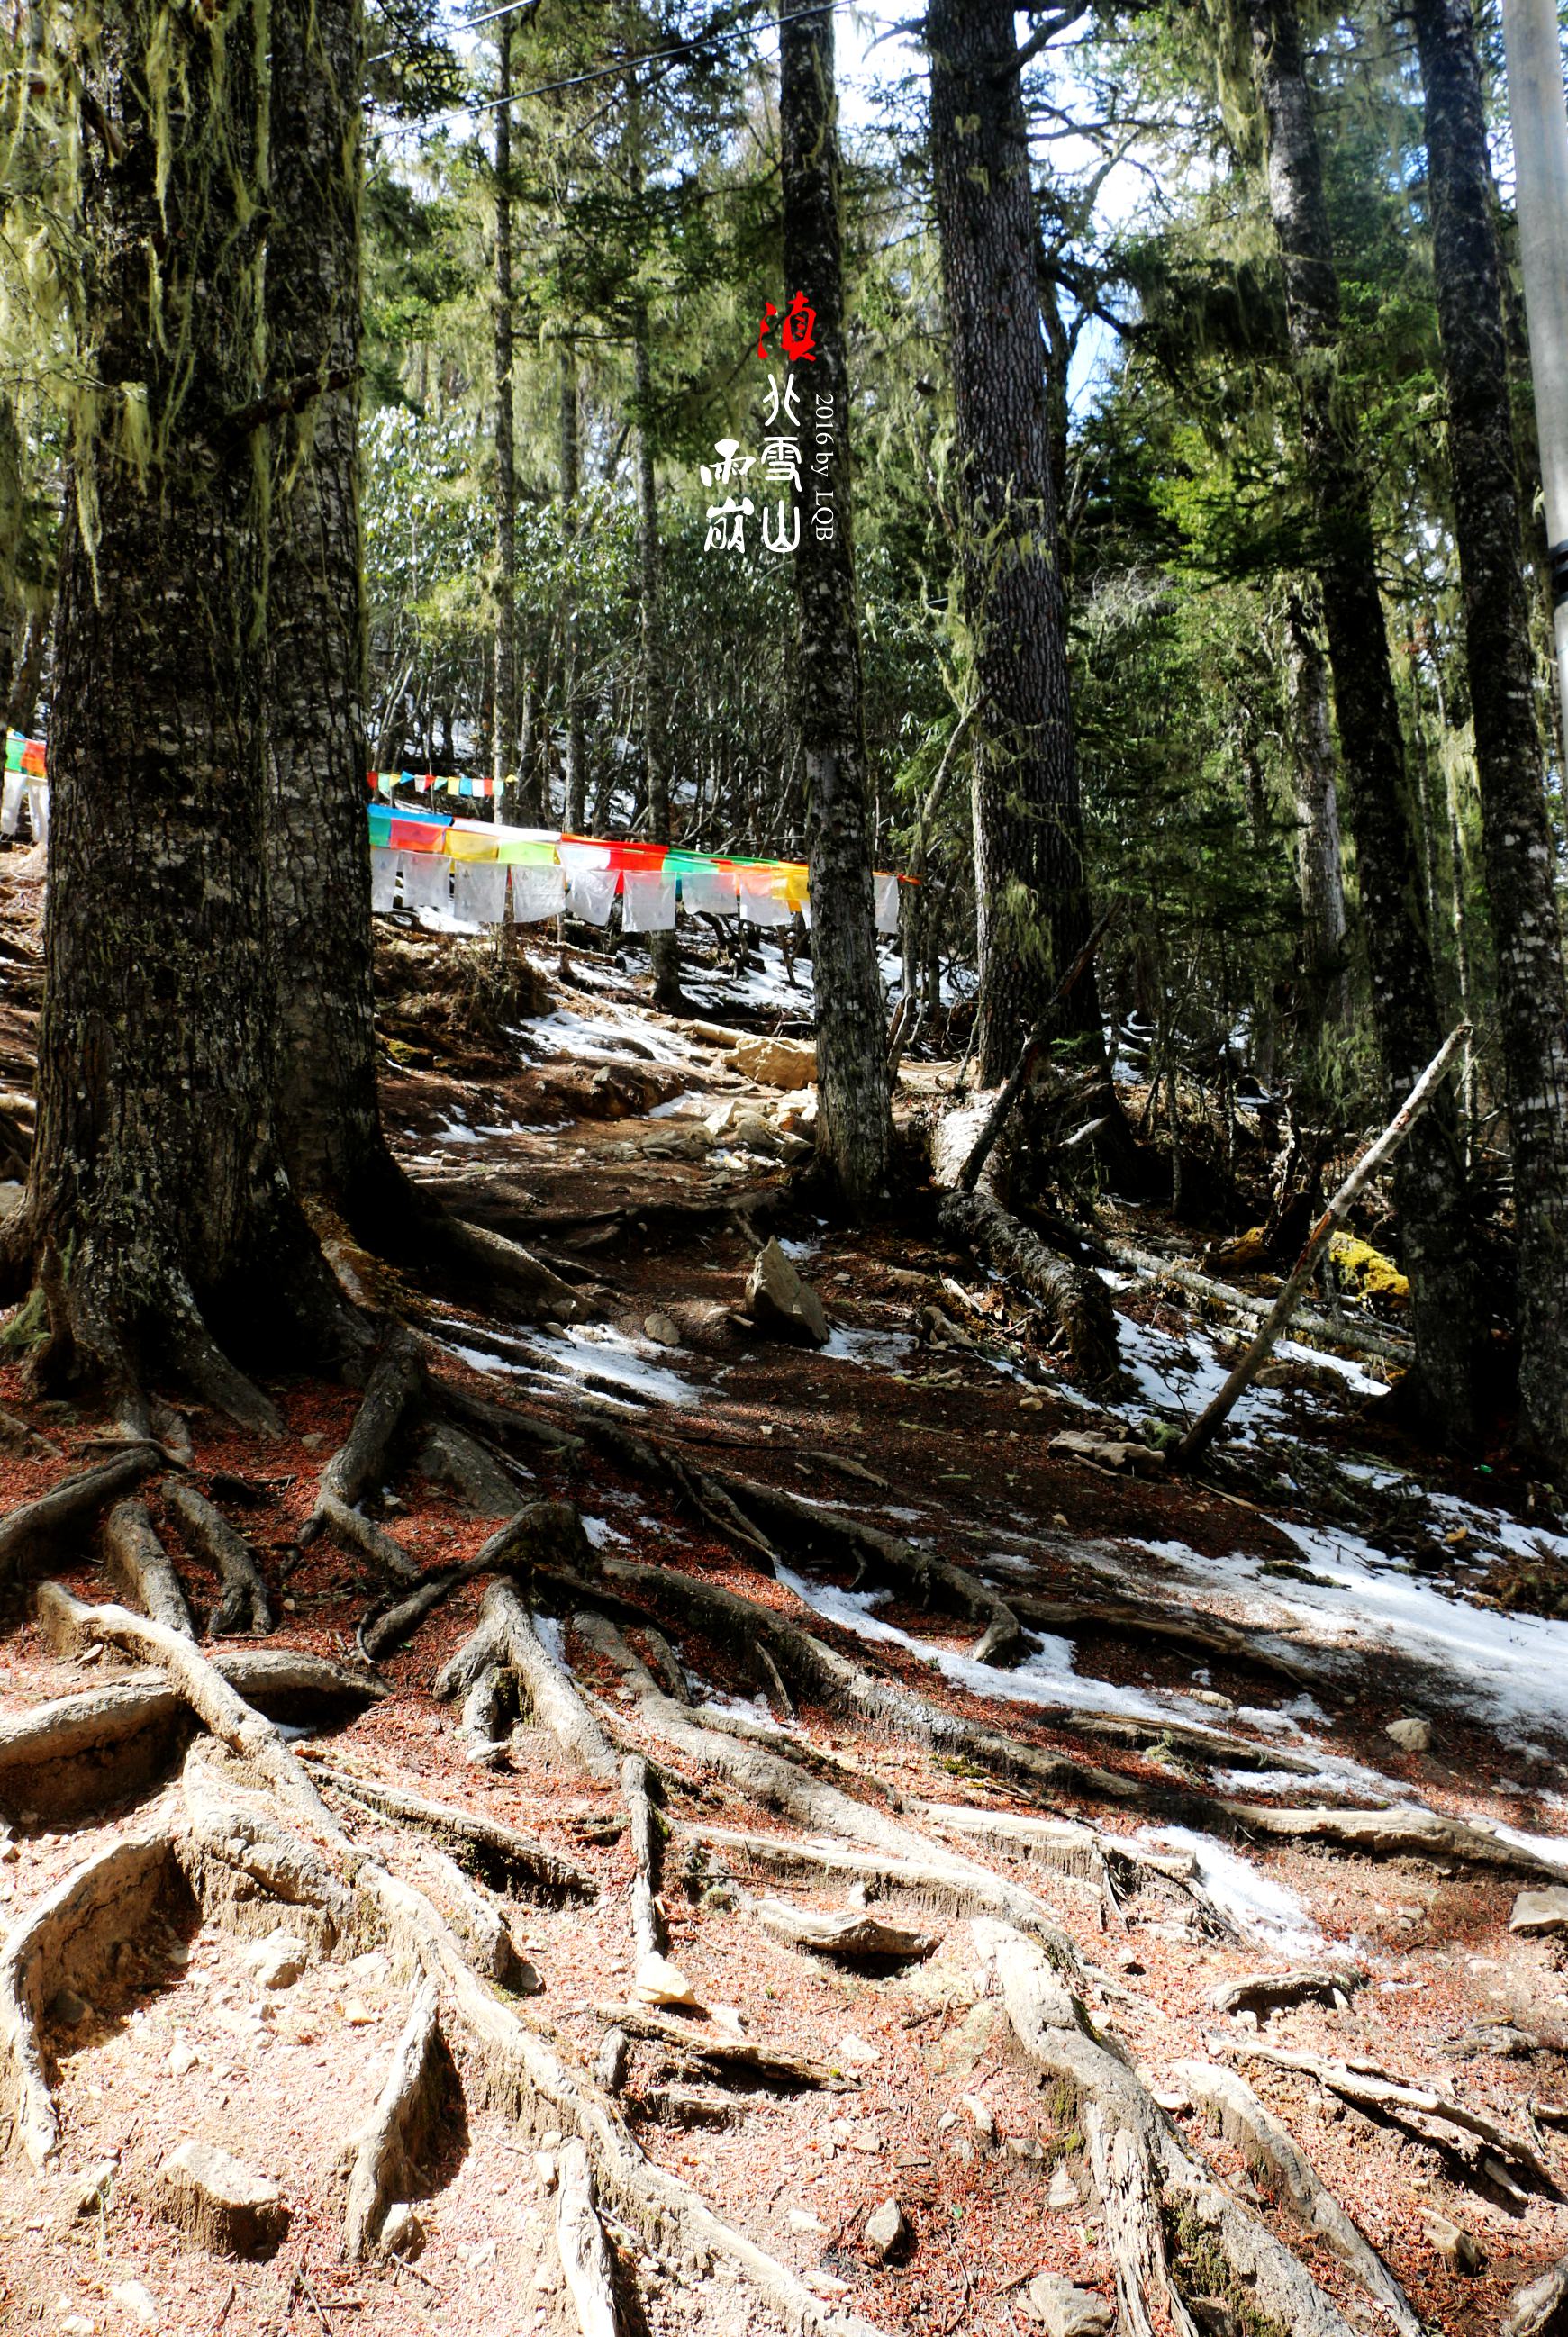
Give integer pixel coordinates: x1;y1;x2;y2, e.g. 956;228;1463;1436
1510;1888;1568;1936
744;1237;828;1346
732;1034;817;1087
1024;2272;1116;2335
156;2140;289;2259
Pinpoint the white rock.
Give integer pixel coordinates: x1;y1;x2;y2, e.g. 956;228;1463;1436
1025;2272;1116;2336
168;2037;200;2078
744;1238;828;1347
864;2198;910;2261
1047;2163;1079;2210
961;2092;997;2142
109;2284;157;2328
1385;1717;1433;1753
787;2209;826;2234
633;1951;700;2008
244;1931;308;1990
380;2203;423;2259
1511;1886;1568;1936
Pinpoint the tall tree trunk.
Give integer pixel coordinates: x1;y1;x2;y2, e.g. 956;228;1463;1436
925;0;1104;1086
263;0;390;1210
1282;585;1349;1026
1244;0;1478;1438
1414;0;1568;1463
559;345;587;833
12;0;345;1429
633;316;682;1007
492;23;519;806
7;604;49;735
779;0;893;1216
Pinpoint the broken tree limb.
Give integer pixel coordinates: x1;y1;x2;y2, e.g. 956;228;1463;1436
1101;1238;1412;1366
1172;2060;1422;2337
103;1499;195;1637
163;1481;273;1635
955;907;1116;1196
936;1190;1123;1390
1174;1024;1469;1468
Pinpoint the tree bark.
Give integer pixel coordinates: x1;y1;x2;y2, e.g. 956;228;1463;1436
1282;585;1349;1027
15;0;346;1426
634;315;682;1008
925;0;1104;1087
492;23;519;803
1244;0;1479;1438
559;346;587;834
263;0;387;1209
779;1;893;1216
1413;0;1568;1467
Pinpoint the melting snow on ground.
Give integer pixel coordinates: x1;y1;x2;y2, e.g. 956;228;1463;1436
1132;1522;1568;1741
1141;1826;1324;1948
440;1321;700;1410
775;1563;1245;1730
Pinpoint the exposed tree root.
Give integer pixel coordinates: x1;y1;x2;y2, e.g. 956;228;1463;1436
1233;2040;1563;2200
14;1597;880;2334
556;2137;625;2337
924;1803;1241;1939
343;1981;458;2257
0;1648;382;1825
697;1465;1025;1665
594;2002;836;2091
1210;1968;1364;2019
749;1899;935;1962
305;1759;596;1905
1008;1585;1321;1691
434;1578;619;1783
1504;2253;1568;2337
623;1753;669;1971
973;1918;1361;2337
0;1445;158;1598
1173;2059;1422;2336
164;1481;274;1635
357;1500;594;1662
1225;1798;1568;1876
937;1189;1124;1392
301;1333;426;1584
0;1829;187;2165
695;1825;1096;1963
415;1418;526;1517
552;1549;1154;1811
103;1497;195;1635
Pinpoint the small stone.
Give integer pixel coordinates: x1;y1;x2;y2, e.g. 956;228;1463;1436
1423;2212;1483;2273
168;2037;200;2079
1511;1886;1568;1936
643;1312;684;1349
109;2284;157;2328
341;1997;375;2026
65;2161;116;2218
244;1931;308;1991
1026;2272;1116;2337
48;1988;88;2027
1047;2162;1079;2210
837;2033;881;2065
534;2151;557;2189
864;2198;911;2262
1018;1394;1045;1413
633;1951;700;2008
156;2140;288;2259
744;1238;829;1347
803;2270;850;2300
300;1431;325;1451
787;2209;826;2235
1385;1717;1433;1753
59;2319;95;2335
960;2093;997;2142
379;2203;423;2260
935;2109;958;2133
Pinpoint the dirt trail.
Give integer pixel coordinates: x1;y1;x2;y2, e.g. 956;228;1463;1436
2;892;1567;2337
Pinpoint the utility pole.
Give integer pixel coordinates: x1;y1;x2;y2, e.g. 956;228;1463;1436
1500;0;1568;744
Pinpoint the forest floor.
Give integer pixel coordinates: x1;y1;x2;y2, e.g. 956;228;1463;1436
2;869;1568;2337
